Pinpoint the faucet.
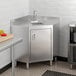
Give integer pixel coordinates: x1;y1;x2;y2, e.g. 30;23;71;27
33;10;37;21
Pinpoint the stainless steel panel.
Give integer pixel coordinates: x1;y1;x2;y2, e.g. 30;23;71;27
11;25;28;60
30;29;52;61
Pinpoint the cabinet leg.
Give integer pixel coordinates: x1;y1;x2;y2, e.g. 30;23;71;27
50;61;52;66
55;57;57;62
70;64;73;69
26;62;29;69
11;45;15;76
14;61;17;67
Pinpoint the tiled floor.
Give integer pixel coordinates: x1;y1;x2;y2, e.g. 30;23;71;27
1;61;76;76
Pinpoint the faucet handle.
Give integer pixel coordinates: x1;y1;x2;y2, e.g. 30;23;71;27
33;10;37;16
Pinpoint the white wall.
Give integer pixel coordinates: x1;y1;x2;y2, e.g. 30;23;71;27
0;0;29;68
29;0;76;57
0;0;29;31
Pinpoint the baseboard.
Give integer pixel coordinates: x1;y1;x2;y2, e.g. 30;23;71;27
0;63;11;74
57;56;68;62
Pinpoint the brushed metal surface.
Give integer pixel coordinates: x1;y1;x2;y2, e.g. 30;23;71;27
30;29;52;62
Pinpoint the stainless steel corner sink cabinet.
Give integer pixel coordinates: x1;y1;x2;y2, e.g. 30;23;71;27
11;15;60;69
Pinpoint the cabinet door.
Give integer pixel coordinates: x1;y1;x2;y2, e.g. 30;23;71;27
30;29;52;62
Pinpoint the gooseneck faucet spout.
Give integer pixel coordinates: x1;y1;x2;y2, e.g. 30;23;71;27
33;10;37;21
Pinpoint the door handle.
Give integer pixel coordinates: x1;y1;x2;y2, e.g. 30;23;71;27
32;34;36;40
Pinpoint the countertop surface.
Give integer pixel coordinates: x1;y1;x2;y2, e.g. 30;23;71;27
0;37;22;52
11;15;60;26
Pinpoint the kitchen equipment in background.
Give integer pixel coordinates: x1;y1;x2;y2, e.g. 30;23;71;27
0;37;22;76
70;25;76;43
68;23;76;69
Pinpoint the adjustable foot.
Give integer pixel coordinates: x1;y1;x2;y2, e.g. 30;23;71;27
70;64;73;69
26;62;29;69
50;61;52;66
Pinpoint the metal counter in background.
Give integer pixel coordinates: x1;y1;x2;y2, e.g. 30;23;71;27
0;37;23;76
